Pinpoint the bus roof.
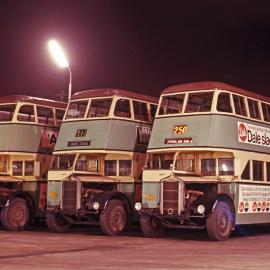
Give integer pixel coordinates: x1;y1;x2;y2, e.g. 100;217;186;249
163;81;270;103
71;89;158;104
0;95;66;109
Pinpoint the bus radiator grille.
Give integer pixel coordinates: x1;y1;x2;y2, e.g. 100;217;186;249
62;181;79;211
161;181;179;215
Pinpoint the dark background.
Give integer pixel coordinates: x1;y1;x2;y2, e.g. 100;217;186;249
1;0;270;100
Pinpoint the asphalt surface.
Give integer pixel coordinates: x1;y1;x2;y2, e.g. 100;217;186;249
0;223;270;270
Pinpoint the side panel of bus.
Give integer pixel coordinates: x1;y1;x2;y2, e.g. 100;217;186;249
0;124;59;154
148;115;269;155
235;183;270;224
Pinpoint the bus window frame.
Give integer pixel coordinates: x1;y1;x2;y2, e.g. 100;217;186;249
113;97;132;119
16;103;36;123
247;98;262;120
157;90;216;117
37;105;55;126
63;95;157;124
132;100;151;123
0;103;17;123
12;102;62;127
86;97;113;119
64;99;90;120
216;91;233;114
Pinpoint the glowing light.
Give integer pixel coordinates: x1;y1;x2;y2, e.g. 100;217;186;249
47;39;72;100
222;164;228;171
48;39;69;68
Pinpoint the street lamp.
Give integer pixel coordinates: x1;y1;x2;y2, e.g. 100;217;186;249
48;39;72;100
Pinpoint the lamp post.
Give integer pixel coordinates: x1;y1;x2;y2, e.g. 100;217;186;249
48;39;72;100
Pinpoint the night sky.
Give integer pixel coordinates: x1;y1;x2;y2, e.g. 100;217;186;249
1;0;270;100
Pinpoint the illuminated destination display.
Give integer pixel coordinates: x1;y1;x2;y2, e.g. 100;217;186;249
164;138;192;144
173;124;187;135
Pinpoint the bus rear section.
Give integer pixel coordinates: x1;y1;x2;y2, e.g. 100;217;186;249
136;81;270;241
0;95;66;230
46;88;158;235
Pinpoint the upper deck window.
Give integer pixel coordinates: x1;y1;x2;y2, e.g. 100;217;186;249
185;92;213;113
114;99;131;118
37;106;55;125
233;95;247;117
65;100;88;119
88;98;112;118
248;99;261;120
0;104;16;122
56;109;65;126
17;105;35;122
133;101;149;122
217;92;232;113
261;103;270;122
158;94;185;115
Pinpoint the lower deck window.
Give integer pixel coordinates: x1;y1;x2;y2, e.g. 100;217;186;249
201;159;216;176
105;160;117;176
51;155;75;170
12;161;23;176
175;159;194;172
253;160;264;181
146;153;174;170
241;161;250;180
105;160;132;177
218;158;234;176
267;162;270;181
25;161;34;176
119;160;131;176
0;157;8;173
75;155;99;173
12;160;35;176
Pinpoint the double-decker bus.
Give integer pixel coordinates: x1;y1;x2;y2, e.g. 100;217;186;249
0;95;66;230
46;88;158;235
135;81;270;241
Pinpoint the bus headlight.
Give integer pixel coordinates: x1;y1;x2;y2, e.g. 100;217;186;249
93;202;100;210
197;204;205;214
135;202;142;211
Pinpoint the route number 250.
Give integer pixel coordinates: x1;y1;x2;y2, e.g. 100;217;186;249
173;125;187;135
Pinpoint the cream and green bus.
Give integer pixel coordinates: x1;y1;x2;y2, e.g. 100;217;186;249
135;81;270;241
0;95;66;230
46;89;158;235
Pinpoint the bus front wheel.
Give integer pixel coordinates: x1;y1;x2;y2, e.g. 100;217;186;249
100;199;127;236
206;201;233;241
1;197;30;231
46;211;71;233
140;213;165;238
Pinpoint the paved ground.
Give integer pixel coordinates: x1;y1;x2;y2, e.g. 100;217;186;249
0;224;270;270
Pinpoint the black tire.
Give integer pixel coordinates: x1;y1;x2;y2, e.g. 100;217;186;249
1;198;30;231
140;213;166;238
99;199;127;236
206;201;234;241
46;211;71;233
